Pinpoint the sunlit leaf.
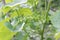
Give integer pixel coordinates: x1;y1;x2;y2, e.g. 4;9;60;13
10;10;18;18
54;32;60;40
20;8;33;17
5;0;13;4
0;32;16;40
2;6;11;15
27;0;38;5
0;21;16;40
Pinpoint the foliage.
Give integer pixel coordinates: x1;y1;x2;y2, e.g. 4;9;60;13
0;0;60;40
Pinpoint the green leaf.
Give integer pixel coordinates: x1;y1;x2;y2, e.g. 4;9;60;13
54;32;60;40
5;22;14;31
29;21;38;30
0;21;16;40
20;8;33;17
5;0;13;4
2;6;11;15
4;20;25;32
0;32;16;40
50;10;60;29
10;10;18;18
14;32;28;40
47;38;52;40
27;0;38;5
